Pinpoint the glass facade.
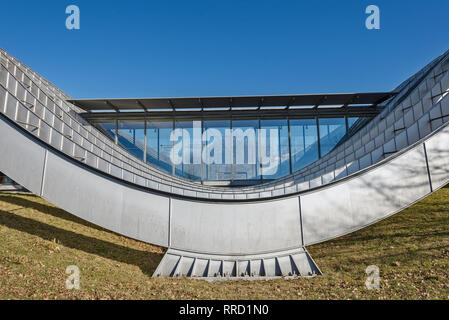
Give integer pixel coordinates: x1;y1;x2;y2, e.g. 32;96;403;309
232;119;260;181
260;119;290;180
319;117;347;157
203;120;231;181
94;115;361;183
290;119;319;172
174;120;202;181
117;121;145;160
347;117;359;129
146;120;173;175
0;172;14;185
97;120;116;139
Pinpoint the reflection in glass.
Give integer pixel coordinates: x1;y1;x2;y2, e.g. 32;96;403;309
203;120;231;181
260;119;290;179
97;120;116;141
0;173;14;185
290;119;319;172
146;120;173;174
174;120;202;180
93;115;358;183
232;119;260;180
117;121;145;160
347;117;359;129
319;117;346;157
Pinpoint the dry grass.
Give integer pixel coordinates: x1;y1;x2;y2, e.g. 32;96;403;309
0;187;448;300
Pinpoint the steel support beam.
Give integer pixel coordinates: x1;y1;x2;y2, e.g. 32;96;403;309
79;106;383;122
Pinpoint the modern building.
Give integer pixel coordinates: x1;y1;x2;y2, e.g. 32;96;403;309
0;48;448;278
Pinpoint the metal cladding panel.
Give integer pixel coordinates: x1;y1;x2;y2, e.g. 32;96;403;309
170;197;302;255
424;125;449;190
301;145;431;246
0;116;46;194
42;151;169;247
121;186;169;247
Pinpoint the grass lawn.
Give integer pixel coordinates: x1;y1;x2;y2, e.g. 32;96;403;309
0;187;448;300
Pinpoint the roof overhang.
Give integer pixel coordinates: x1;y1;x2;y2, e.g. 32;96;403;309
67;92;397;112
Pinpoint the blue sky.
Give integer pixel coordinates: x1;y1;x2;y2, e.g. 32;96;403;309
1;0;448;99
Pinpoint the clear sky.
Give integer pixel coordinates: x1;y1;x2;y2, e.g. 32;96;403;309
1;0;448;99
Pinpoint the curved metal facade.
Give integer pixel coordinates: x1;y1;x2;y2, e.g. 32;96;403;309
0;48;448;278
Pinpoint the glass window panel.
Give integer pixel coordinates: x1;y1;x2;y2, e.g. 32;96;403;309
290;119;319;172
203;120;231;181
319;117;347;157
260;119;290;180
0;173;13;185
231;119;260;181
347;117;359;129
96;120;116;141
117;121;145;160
146;120;174;174
174;120;202;181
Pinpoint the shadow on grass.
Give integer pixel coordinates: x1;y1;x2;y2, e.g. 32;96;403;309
0;206;164;277
327;229;449;246
0;194;108;232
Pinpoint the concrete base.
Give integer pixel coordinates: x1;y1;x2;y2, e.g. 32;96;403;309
153;247;321;279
